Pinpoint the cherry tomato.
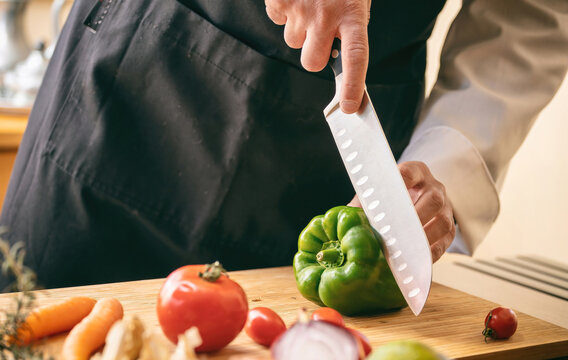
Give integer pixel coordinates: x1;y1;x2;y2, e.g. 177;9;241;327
311;307;345;327
245;307;287;347
346;327;372;357
157;262;248;352
482;306;518;341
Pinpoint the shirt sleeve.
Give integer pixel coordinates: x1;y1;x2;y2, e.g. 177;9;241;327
398;0;568;254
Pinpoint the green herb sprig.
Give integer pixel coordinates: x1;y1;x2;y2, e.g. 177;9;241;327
0;235;51;360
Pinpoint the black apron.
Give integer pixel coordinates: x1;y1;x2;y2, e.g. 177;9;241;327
0;0;445;290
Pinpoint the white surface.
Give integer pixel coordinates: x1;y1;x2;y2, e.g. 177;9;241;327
434;253;568;329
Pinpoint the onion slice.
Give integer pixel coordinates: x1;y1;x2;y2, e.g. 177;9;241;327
271;319;361;360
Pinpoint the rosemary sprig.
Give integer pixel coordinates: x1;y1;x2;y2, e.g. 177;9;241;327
0;236;51;360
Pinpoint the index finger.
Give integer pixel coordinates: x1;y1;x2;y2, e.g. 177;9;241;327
338;24;368;114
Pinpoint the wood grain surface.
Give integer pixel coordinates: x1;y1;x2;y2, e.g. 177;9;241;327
0;266;567;359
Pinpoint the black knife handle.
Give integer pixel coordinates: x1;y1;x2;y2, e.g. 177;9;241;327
328;38;343;77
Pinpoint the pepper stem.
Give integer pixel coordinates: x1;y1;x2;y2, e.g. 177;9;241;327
316;241;344;268
198;261;228;282
317;248;341;263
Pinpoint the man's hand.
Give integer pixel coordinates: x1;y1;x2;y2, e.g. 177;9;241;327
348;161;455;263
265;0;371;114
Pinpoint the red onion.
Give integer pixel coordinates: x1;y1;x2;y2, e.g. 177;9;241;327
271;319;362;360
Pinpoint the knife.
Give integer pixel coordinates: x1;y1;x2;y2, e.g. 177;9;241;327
323;39;432;315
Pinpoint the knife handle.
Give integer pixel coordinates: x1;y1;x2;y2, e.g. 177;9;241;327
328;38;343;77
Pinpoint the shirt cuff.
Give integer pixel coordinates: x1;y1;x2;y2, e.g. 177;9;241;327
398;125;500;254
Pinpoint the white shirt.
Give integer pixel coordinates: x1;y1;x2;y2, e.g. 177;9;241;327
399;0;568;254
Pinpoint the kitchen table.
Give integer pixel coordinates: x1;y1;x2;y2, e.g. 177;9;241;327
1;266;567;359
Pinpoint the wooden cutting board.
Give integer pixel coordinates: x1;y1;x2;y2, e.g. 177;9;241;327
0;266;566;359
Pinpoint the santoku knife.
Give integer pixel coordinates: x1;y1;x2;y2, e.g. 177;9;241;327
323;40;432;315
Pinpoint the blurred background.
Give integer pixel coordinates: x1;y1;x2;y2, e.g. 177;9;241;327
0;0;566;324
0;0;72;202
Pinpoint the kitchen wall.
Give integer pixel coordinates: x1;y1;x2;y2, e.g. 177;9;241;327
14;0;568;264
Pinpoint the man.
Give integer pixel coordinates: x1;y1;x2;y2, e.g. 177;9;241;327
0;0;566;290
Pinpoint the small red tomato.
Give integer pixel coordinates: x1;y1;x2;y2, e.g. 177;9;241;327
311;307;345;327
483;307;518;341
157;262;248;352
245;307;287;347
346;327;372;357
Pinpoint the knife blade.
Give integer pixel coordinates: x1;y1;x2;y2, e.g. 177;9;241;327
323;39;432;315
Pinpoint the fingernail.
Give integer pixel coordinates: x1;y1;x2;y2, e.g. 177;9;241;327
341;100;359;113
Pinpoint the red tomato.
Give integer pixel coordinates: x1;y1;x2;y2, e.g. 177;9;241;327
311;307;345;327
346;327;372;357
245;307;287;347
483;307;518;341
156;262;248;352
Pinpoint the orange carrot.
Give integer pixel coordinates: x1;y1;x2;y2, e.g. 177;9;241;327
61;297;124;360
15;296;97;345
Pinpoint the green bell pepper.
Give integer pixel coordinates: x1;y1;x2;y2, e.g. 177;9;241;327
293;206;407;316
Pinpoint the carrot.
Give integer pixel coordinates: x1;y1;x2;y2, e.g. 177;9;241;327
14;296;97;345
61;297;124;360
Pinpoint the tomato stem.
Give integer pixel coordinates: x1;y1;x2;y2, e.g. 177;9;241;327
198;261;227;282
482;311;494;343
